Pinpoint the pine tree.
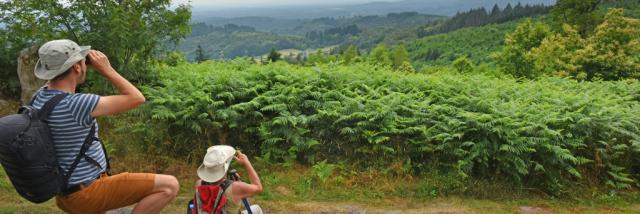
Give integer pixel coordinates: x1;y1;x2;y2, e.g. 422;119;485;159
196;44;207;63
267;48;281;62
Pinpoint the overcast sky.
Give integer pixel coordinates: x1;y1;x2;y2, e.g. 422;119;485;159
174;0;403;8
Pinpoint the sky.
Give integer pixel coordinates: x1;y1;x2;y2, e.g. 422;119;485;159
174;0;403;8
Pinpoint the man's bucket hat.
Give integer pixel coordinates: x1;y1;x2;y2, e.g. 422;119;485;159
197;145;236;182
34;39;91;80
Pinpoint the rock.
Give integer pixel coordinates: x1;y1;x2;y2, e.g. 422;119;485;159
275;185;293;196
17;45;46;105
107;207;132;214
520;206;545;214
341;205;365;214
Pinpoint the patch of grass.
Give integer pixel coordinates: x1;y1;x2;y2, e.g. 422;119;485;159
0;100;19;117
0;167;13;192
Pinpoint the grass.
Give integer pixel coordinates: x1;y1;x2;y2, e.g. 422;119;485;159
2;158;639;213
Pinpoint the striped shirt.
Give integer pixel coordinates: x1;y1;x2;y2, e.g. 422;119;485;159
32;87;106;186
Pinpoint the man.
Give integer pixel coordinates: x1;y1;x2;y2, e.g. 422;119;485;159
31;39;179;214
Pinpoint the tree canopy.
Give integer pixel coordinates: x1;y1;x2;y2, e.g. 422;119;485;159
0;0;191;95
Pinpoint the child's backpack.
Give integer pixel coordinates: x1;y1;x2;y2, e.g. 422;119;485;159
188;179;233;214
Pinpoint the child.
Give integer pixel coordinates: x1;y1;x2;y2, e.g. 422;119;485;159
190;145;263;214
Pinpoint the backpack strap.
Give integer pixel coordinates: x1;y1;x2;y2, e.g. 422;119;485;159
38;93;68;120
193;190;200;214
62;122;112;188
212;180;233;213
98;137;112;175
33;93;111;191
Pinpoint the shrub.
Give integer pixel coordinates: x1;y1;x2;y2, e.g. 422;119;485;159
127;59;640;193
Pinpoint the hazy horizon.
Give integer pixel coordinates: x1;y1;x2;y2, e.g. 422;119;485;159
179;0;556;19
174;0;404;9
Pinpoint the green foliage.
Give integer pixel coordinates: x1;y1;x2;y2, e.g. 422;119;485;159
163;51;188;67
0;0;191;92
397;61;416;73
368;43;392;67
391;44;410;69
128;60;640;193
528;24;584;77
341;45;359;65
311;160;336;183
572;8;640;81
452;57;474;73
495;19;551;79
305;49;334;66
525;9;640;81
419;3;552;37
551;0;601;36
407;20;520;69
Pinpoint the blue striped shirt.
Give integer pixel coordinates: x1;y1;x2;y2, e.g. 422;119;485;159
32;87;106;186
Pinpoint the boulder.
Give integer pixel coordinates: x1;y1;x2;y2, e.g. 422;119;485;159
17;45;45;105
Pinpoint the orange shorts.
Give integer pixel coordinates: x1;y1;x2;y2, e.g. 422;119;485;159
56;172;156;214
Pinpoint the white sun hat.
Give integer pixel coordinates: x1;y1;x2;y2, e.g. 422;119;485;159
197;145;236;182
34;39;91;80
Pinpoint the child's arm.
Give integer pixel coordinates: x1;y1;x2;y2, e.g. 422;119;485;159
231;152;263;199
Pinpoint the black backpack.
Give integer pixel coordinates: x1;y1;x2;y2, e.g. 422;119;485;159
0;93;109;203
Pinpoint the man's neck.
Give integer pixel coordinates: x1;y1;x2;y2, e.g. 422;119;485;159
47;79;76;93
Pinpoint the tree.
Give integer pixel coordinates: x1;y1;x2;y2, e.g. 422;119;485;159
0;0;192;93
306;49;327;65
572;9;640;80
528;24;584;77
267;48;281;62
368;43;392;67
195;44;207;63
341;45;359;65
391;44;410;69
164;51;188;67
452;56;474;73
551;0;601;37
397;61;416;73
495;19;551;79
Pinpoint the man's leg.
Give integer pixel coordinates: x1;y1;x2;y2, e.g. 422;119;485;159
132;174;180;214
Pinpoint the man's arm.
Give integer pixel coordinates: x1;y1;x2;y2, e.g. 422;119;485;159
88;50;145;117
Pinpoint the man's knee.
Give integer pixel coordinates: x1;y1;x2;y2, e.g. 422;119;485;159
155;174;179;197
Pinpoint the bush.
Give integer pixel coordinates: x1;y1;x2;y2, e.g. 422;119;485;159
127;59;640;193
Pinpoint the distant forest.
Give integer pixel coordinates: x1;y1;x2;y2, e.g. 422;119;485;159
418;3;552;37
179;3;553;61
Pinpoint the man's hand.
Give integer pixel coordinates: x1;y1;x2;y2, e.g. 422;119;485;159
88;49;145;117
86;50;114;75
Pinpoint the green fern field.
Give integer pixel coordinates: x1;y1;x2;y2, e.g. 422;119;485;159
122;59;640;193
